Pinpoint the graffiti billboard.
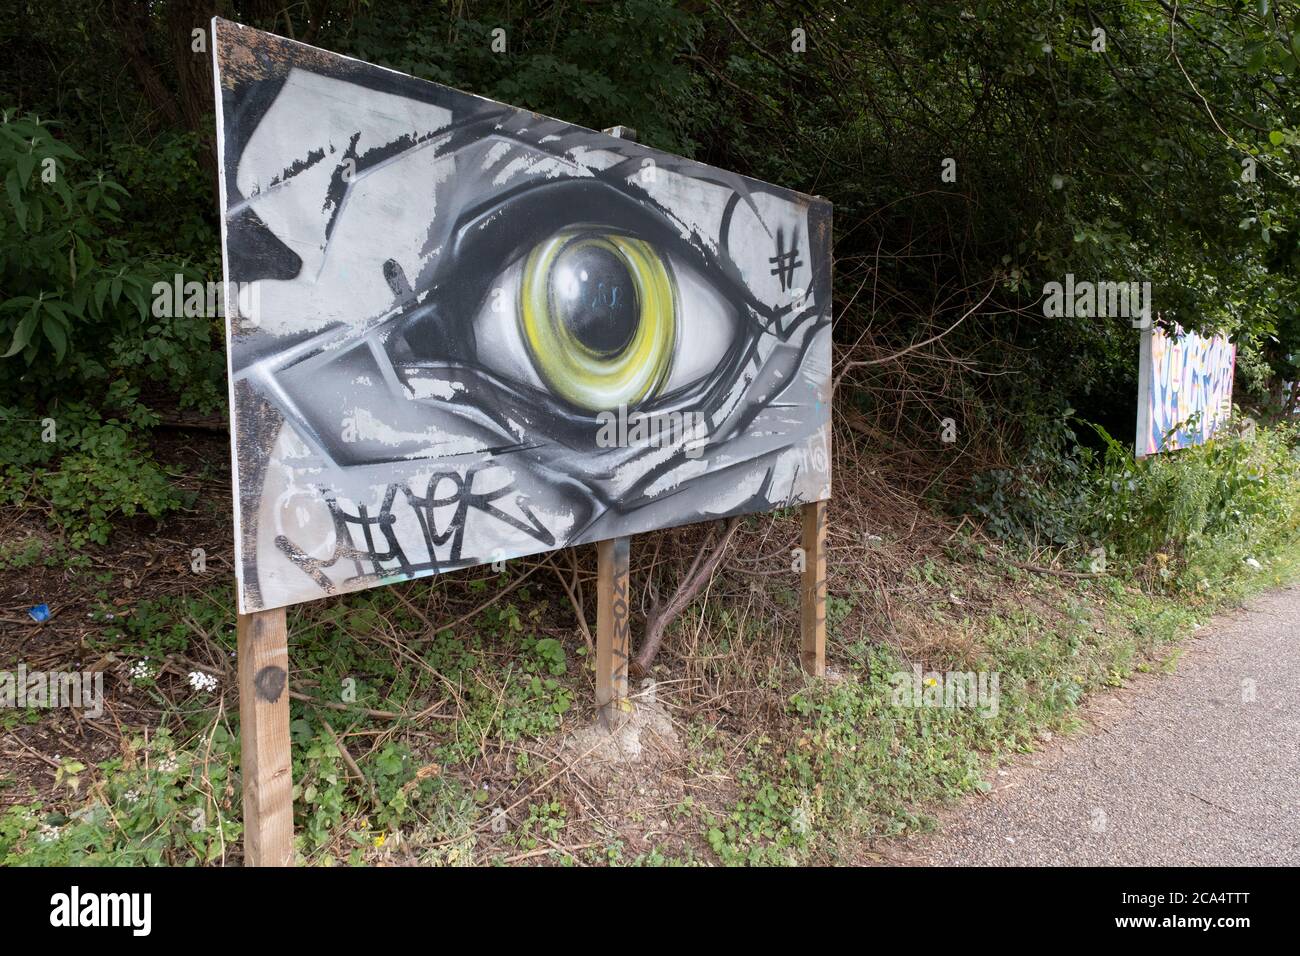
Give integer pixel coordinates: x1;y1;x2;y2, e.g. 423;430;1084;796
211;20;833;614
1136;325;1236;457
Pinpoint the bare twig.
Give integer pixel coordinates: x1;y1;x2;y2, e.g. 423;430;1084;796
632;517;743;676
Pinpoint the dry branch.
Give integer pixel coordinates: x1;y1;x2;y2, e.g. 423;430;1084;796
631;516;742;676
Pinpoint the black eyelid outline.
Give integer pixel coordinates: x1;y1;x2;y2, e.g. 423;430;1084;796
395;176;765;415
401;177;754;328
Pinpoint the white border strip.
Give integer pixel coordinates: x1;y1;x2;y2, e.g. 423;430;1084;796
210;17;248;614
1135;324;1152;458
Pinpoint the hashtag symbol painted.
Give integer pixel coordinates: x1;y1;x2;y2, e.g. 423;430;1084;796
768;226;803;291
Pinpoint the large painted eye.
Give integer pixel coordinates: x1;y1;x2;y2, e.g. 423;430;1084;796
519;229;676;411
471;226;739;413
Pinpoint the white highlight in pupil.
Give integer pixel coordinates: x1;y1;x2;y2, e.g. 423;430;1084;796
557;267;578;299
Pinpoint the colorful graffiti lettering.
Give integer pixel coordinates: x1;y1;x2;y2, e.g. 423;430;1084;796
1136;326;1236;457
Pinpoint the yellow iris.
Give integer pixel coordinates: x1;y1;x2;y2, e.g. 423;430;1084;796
518;229;676;411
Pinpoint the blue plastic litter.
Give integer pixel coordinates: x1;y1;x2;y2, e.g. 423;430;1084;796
28;604;50;623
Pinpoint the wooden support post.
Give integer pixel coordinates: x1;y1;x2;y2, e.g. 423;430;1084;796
592;122;637;729
596;537;631;726
800;500;827;676
237;607;294;866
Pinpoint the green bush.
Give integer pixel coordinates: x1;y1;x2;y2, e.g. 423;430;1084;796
967;412;1300;583
962;409;1091;547
0;390;186;546
1082;420;1300;579
0;729;240;866
0;108;222;410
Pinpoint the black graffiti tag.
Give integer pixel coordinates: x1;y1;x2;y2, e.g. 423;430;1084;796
275;464;555;591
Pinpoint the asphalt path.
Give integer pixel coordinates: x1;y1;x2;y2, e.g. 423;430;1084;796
900;585;1299;865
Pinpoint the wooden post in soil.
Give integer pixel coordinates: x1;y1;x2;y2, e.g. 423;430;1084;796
237;606;294;865
800;500;827;676
591;123;638;729
595;536;632;726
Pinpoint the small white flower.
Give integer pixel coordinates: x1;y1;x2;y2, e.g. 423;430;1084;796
188;671;219;693
158;754;179;774
129;660;154;682
37;823;62;843
124;788;141;804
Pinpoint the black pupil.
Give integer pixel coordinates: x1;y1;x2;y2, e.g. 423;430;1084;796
553;242;638;355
